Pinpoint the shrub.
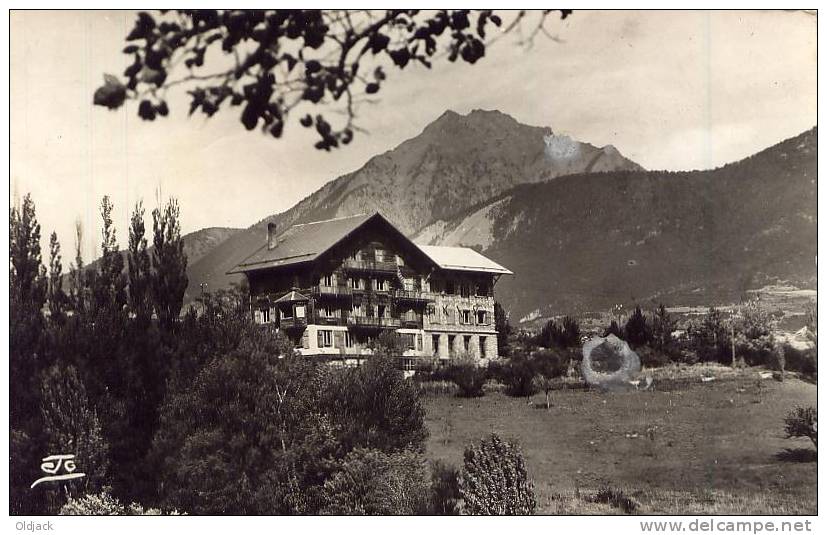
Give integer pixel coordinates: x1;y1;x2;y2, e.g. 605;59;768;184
603;320;623;338
430;460;461;515
459;433;536;515
784;407;817;449
624;306;652;348
589;486;640;514
60;491;181;515
536;316;581;349
321;448;431;515
448;355;487;397
497;350;537;397
687;308;731;364
324;355;428;452
782;344;817;377
532;348;570;409
636;346;671;368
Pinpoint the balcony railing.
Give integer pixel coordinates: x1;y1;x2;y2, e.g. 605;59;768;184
347;316;401;329
341;258;399;273
311;285;353;298
393;289;435;303
279;317;307;329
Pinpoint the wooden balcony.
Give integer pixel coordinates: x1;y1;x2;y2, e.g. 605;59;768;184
279;317;307;330
341;258;399;273
311;285;353;298
347;316;401;329
393;289;435;303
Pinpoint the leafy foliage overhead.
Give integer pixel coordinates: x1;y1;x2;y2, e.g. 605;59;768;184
94;9;570;150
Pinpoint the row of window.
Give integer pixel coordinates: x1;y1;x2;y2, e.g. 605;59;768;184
316;330;423;351
432;334;490;358
320;273;492;297
428;306;489;326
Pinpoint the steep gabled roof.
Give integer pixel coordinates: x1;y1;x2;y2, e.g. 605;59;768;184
228;213;374;274
416;245;513;275
229;212;513;277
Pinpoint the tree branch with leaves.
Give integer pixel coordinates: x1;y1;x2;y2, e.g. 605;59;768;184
94;9;571;151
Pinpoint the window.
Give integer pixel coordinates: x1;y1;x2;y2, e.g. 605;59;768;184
417;334;423;351
349;277;362;289
281;307;293;320
344;331;353;348
295;305;306;318
432;335;440;355
403;333;416;350
319;305;334;318
448;335;456;356
318;329;333;348
352;303;362;316
479;336;487;357
460;310;471;325
260;308;270;323
377;304;386;318
476;310;487;325
322;274;333;287
375;279;386;291
375;248;387;262
463;336;471;353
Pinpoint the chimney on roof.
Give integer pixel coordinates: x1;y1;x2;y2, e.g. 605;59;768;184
267;222;278;250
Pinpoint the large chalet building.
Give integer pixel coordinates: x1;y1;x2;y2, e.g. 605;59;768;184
228;213;511;365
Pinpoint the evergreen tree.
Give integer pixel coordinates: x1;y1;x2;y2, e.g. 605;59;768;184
9;193;48;429
40;364;110;498
47;231;67;323
651;304;677;353
127;201;152;326
10;193;47;306
92;196;127;316
151;199;188;329
494;301;512;357
624;305;652;348
68;220;86;314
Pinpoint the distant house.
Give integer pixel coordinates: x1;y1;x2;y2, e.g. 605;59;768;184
228;212;512;366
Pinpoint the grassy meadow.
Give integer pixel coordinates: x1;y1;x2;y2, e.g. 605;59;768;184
422;364;817;514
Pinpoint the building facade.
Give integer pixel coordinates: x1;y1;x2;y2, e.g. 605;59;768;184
228;213;511;365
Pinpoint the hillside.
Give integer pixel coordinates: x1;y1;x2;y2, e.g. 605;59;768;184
79;227;241;290
184;109;642;302
415;128;817;320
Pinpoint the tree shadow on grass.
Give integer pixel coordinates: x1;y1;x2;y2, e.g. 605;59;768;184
775;447;817;463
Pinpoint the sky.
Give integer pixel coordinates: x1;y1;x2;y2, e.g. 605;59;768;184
10;10;816;262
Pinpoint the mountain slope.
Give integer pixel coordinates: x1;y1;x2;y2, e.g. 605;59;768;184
78;227;241;289
415;128;817;319
184;109;642;302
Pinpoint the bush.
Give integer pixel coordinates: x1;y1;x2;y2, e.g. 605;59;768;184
784;407;817;449
430;460;461;515
496;351;537;397
782;344;817;377
589;486;640;514
448;355;487;397
536;316;580;349
624;306;652;348
60;491;181;515
321;448;430;515
324;355;429;452
532;348;570;409
636;346;671;368
459;433;536;515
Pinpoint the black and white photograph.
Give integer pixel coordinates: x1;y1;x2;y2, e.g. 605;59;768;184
5;5;820;528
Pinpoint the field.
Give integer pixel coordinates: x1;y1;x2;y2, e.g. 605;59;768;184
422;365;817;514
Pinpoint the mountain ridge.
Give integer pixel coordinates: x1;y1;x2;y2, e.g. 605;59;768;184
183;108;643;302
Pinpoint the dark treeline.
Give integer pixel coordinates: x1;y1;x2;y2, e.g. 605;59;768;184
11;193;535;515
10;193;190;513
